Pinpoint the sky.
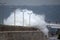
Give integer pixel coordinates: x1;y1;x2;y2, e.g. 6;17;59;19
0;0;60;6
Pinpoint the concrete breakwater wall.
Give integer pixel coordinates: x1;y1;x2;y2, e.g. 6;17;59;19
0;31;46;40
0;24;48;40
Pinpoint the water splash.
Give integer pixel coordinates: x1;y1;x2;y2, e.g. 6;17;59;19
4;8;49;36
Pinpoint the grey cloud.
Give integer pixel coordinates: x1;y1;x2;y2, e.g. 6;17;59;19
0;0;60;6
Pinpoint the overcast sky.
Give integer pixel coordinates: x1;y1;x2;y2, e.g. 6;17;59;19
0;0;60;6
